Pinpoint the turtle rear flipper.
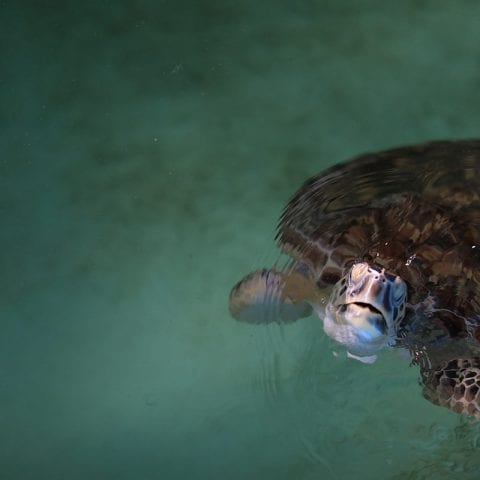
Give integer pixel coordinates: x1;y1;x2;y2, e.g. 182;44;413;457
229;268;321;324
421;358;480;419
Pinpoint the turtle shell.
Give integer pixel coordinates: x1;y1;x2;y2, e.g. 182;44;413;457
277;140;480;341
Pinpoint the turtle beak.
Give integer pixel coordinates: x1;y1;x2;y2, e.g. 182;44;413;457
336;302;388;340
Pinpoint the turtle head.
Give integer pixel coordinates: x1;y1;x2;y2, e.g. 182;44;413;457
322;262;407;362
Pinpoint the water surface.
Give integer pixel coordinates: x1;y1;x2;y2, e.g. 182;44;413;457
2;1;480;479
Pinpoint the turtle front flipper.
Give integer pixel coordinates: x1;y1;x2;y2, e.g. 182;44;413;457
421;358;480;419
229;268;322;324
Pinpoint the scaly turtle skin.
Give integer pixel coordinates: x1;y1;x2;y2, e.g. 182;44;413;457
229;140;480;420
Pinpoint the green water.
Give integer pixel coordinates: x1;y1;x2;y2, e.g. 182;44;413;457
2;1;480;479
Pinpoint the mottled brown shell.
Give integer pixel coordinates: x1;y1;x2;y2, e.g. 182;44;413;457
277;140;480;340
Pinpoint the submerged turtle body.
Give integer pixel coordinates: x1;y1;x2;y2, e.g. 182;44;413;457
229;140;480;419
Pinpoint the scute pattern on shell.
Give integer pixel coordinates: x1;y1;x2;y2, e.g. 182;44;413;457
279;140;480;239
422;358;480;419
276;140;480;340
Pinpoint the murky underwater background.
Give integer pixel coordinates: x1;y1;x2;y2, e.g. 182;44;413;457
2;1;480;479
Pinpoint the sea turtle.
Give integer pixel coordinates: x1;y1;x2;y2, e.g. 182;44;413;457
229;140;480;419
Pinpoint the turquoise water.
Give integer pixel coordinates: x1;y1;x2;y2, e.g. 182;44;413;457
2;2;480;479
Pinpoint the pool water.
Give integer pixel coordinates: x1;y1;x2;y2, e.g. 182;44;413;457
2;1;480;479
